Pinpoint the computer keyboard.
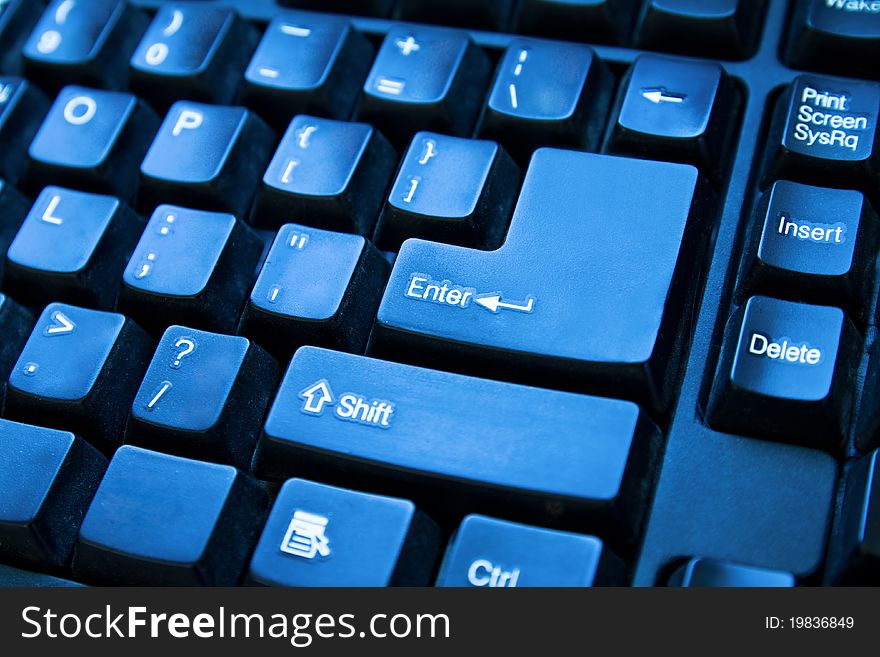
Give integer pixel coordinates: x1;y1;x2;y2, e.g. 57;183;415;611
0;0;877;588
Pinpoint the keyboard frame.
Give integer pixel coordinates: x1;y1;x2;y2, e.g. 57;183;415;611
48;0;872;584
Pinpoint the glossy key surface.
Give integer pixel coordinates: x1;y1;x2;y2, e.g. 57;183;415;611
254;347;661;541
371;149;711;413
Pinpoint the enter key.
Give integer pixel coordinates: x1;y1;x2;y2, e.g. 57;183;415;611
370;148;713;413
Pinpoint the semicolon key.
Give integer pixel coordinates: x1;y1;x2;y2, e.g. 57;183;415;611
252;346;663;543
369;148;714;414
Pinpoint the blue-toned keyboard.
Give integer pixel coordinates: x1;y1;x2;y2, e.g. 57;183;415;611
0;0;878;588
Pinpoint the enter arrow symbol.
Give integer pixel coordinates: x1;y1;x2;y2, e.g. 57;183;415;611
44;311;76;336
640;87;686;104
299;379;335;415
474;293;536;314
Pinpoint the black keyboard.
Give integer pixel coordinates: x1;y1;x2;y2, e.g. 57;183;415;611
0;0;877;588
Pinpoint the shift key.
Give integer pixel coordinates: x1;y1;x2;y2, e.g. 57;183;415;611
253;347;662;542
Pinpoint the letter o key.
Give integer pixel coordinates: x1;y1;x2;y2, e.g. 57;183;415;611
63;96;98;126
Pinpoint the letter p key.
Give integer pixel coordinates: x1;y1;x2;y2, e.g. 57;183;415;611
172;109;203;136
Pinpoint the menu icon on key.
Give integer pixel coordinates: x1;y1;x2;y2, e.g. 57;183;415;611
280;510;331;560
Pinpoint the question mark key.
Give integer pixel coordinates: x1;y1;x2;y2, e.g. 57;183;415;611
127;325;280;468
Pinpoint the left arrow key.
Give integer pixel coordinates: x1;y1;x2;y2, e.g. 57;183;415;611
5;303;153;452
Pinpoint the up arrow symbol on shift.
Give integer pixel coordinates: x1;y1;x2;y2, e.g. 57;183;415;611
299;380;335;415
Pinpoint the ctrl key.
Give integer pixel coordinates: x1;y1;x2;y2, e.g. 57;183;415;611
707;296;861;451
436;515;625;587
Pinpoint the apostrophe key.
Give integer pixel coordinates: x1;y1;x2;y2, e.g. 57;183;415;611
477;39;612;165
370;150;712;413
436;515;625;587
825;449;879;584
23;85;158;201
253;347;662;542
707;296;861;451
0;418;106;569
138;101;274;217
72;445;266;586
356;25;490;149
512;0;640;45
0;78;49;185
119;205;263;336
23;0;148;92
0;294;33;409
785;0;880;80
4;187;143;310
126;326;279;468
738;181;880;323
373;132;519;251
4;303;152;452
248;479;440;587
762;75;880;196
129;4;258;110
396;0;517;30
238;224;389;362
667;558;795;587
240;11;373;129
250;115;396;234
605;54;739;183
635;0;765;59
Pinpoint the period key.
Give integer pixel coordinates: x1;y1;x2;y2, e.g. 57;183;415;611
707;295;861;451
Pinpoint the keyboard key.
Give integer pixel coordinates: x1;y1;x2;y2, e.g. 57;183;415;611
0;564;84;587
477;39;612;164
707;296;861;451
130;4;258;110
126;325;278;468
373;132;519;251
785;0;880;80
356;25;491;148
23;0;148;92
119;205;263;335
138;101;274;216
72;445;266;585
0;294;34;411
0;0;45;74
738;181;880;323
635;0;765;59
5;303;152;451
0;418;106;568
370;150;711;413
667;558;795;587
4;187;143;309
254;347;662;541
248;478;440;587
277;0;394;17
240;11;373;129
829;449;880;584
0;78;49;184
606;54;739;182
24;85;159;201
238;224;389;361
762;75;880;193
634;431;837;584
513;0;640;45
396;0;517;30
250;115;396;234
436;515;625;587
